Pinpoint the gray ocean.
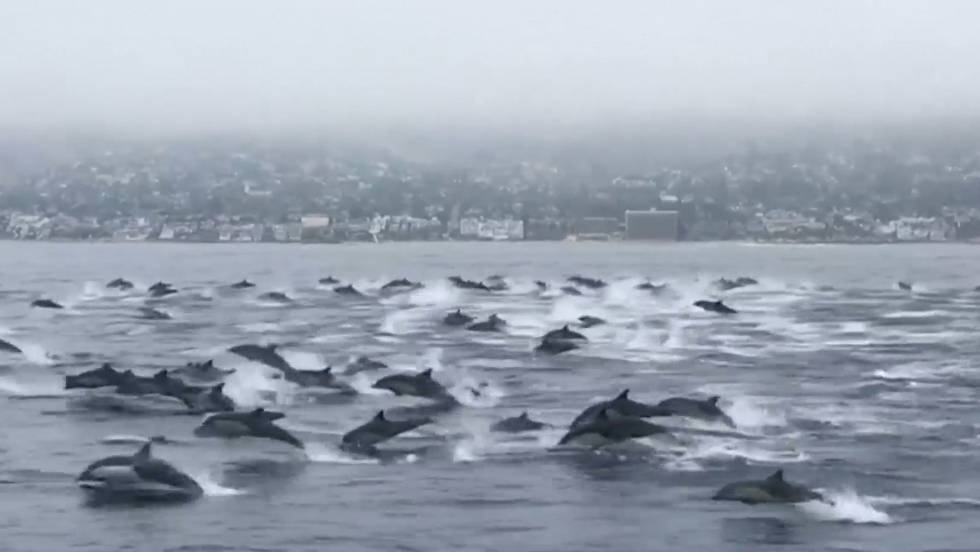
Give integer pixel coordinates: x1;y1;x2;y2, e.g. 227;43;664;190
1;241;979;552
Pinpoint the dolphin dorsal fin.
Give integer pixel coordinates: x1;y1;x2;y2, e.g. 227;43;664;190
134;442;152;462
374;410;386;421
615;389;629;400
767;469;785;483
707;396;720;406
204;360;213;368
519;411;529;419
562;324;569;331
252;407;266;417
420;368;433;378
321;366;332;374
101;362;113;370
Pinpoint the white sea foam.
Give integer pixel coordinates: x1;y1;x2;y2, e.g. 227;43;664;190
797;488;894;524
304;442;379;464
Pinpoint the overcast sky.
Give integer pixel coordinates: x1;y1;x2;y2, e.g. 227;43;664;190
2;1;978;136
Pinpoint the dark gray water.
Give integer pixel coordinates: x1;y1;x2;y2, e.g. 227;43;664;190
1;241;979;552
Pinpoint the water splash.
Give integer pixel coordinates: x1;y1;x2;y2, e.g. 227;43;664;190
797;488;894;524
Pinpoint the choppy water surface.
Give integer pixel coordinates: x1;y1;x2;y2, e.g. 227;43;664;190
1;241;979;552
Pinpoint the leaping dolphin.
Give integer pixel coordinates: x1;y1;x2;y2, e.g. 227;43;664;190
106;278;135;290
712;469;825;504
443;309;475;327
655;395;735;427
694;300;737;314
228;343;293;372
491;412;548;433
558;408;669;448
569;389;670;429
341;410;433;454
193;408;303;449
372;369;454;401
543;325;587;342
65;363;127;389
76;443;202;503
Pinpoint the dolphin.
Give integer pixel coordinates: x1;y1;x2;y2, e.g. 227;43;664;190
636;281;668;293
31;299;64;309
258;291;292;303
448;276;491;291
137;306;171;320
567;275;607;289
569;389;670;429
341;410;433;453
230;279;256;289
485;275;509;291
333;284;363;296
172;360;235;383
318;276;340;285
491;412;547;433
534;280;548;290
76;443;202;503
535;338;579;355
559;285;583;296
381;278;422;291
177;383;235;414
228;343;293;371
193;408;304;448
714;277;758;291
578;315;606;328
0;337;22;354
543;325;587;341
279;366;355;393
466;314;505;332
113;371;170;397
712;469;824;504
150;370;200;398
443;309;475;327
148;282;178;297
558;408;670;448
372;369;454;401
106;278;135;290
694;300;737;314
342;356;388;376
65;363;127;389
655;395;736;428
897;281;913;291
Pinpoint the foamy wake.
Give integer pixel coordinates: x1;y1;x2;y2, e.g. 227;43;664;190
796;488;894;524
20;343;57;366
192;472;247;497
304;442;380;464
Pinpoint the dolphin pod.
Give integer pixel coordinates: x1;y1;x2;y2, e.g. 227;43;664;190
52;271;860;508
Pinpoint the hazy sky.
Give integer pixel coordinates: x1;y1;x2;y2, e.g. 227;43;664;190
2;1;978;136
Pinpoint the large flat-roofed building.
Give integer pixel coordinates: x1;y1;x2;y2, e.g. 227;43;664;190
625;209;679;240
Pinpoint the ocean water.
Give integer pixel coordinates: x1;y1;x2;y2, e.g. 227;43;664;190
1;240;979;552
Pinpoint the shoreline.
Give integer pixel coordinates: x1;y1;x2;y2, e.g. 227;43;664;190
0;237;976;246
